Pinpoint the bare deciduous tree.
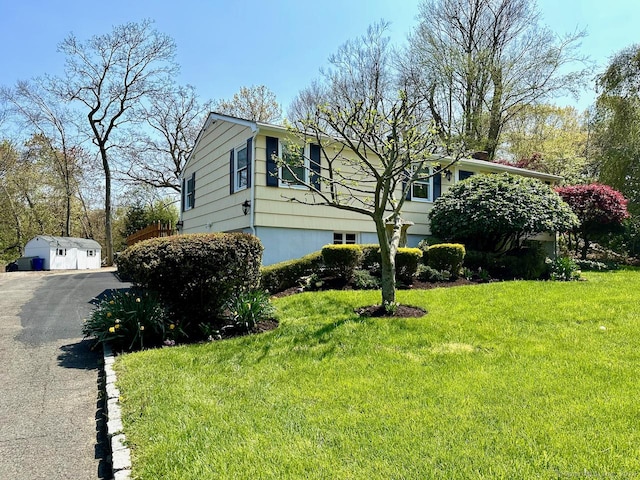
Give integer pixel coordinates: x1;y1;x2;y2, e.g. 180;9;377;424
288;22;461;305
53;19;177;265
124;84;210;192
407;0;590;159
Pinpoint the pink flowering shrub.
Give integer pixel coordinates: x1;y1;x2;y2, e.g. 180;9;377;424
555;184;630;258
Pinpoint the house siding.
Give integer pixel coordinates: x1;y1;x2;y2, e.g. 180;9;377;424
182;119;254;234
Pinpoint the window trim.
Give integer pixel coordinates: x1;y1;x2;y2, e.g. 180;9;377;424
233;143;249;192
410;164;433;202
278;142;309;189
56;248;66;256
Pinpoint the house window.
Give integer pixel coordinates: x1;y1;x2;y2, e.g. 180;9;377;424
411;165;432;201
185;173;195;210
56;248;66;256
279;143;308;188
87;250;95;257
234;144;249;191
333;232;357;245
458;170;474;181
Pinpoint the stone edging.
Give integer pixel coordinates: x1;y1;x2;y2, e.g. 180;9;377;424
103;344;132;480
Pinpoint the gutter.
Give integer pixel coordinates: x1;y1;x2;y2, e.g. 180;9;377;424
249;131;257;236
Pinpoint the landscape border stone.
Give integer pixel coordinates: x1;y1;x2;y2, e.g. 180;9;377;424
103;344;132;480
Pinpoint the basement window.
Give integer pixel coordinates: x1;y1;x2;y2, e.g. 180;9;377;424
333;232;357;245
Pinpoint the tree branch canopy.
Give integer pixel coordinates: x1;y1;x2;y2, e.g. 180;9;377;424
287;21;463;304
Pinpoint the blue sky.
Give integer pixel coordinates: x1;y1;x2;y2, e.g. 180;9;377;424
1;0;639;115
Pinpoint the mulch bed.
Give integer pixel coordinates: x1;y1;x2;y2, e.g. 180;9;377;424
270;277;479;318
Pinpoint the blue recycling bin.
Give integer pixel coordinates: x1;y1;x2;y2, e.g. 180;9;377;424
32;257;44;271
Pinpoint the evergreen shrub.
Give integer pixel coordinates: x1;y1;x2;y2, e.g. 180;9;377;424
117;233;263;333
427;244;466;277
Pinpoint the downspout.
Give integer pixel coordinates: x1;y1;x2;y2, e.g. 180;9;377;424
249;131;257;236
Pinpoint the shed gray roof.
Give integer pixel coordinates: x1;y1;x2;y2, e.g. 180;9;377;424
28;235;101;250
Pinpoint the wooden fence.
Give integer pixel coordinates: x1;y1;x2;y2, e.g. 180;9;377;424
126;222;176;247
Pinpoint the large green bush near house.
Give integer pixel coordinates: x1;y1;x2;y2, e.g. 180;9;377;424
429;173;578;253
117;233;263;332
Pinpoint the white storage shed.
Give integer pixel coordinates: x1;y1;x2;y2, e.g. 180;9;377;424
24;235;102;270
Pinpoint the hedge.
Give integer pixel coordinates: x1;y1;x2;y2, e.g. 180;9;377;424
427;244;466;277
260;251;323;293
117;233;263;332
396;248;423;284
322;244;363;281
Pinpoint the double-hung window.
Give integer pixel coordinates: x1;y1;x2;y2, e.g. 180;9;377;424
234;144;249;191
411;164;432;201
185;173;195;210
279;143;308;188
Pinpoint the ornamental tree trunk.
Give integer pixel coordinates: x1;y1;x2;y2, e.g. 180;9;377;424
375;214;404;305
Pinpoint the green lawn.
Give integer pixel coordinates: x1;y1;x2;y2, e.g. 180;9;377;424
114;270;640;479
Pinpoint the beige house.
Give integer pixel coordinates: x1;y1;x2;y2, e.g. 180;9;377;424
179;113;561;265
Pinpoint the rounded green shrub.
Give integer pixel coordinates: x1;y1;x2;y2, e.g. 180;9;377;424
427;244;466;278
396;247;423;284
360;244;382;272
117;233;263;334
322;244;363;281
464;243;547;280
429;173;578;253
352;269;381;289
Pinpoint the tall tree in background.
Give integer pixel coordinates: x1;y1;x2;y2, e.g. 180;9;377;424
0;141;24;259
593;44;640;214
124;84;211;192
288;22;459;305
408;0;589;159
499;104;593;184
54;19;177;265
214;85;282;123
1;80;82;236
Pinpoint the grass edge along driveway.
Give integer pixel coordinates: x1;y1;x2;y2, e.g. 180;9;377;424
115;270;640;479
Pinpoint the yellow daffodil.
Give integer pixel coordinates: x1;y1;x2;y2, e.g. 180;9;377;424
106;312;112;318
136;298;141;303
169;324;175;330
108;327;115;333
140;325;145;331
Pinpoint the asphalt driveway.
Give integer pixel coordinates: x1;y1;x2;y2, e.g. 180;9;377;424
0;268;129;480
